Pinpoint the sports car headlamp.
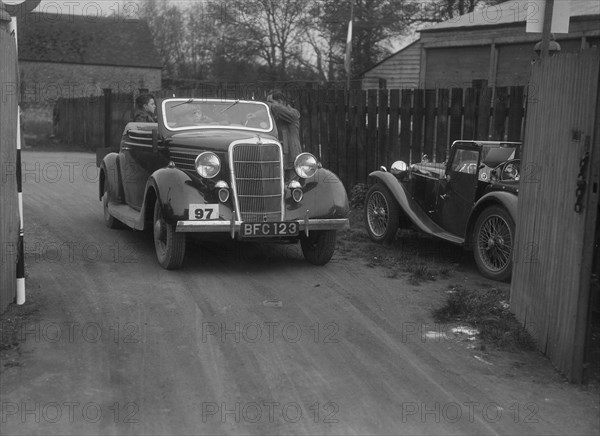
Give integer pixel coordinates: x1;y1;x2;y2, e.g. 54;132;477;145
294;153;318;179
195;152;221;179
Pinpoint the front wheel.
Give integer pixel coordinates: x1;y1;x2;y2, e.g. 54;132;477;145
472;205;515;281
365;184;400;243
153;201;186;270
301;230;337;265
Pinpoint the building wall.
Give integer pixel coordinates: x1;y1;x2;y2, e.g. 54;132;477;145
425;45;490;88
18;61;161;139
19;61;162;104
361;42;422;90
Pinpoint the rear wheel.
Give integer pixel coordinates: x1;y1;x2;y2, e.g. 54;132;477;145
301;230;337;265
365;184;399;243
102;177;123;229
473;205;515;281
153;201;186;269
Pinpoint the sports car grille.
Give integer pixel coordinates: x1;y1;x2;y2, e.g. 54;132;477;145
231;143;283;222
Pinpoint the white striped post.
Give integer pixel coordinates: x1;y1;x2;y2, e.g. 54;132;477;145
8;15;25;305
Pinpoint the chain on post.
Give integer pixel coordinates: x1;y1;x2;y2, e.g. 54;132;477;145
574;137;591;213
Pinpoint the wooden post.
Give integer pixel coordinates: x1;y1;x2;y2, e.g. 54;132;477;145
539;0;555;60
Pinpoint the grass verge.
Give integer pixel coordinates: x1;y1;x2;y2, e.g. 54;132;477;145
432;285;536;351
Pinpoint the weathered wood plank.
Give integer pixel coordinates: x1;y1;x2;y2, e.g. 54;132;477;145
463;87;477;139
436;88;450;161
507;86;525;142
476;86;493;140
411;89;424;163
356;90;368;183
423;89;436;160
449;88;463;146
388;89;400;164
366;90;378;174
377;89;389;167
399;89;412;164
492;87;509;140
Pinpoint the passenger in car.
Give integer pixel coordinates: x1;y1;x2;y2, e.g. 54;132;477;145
266;90;302;168
133;94;157;123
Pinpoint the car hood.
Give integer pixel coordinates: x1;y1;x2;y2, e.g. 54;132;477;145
165;129;279;152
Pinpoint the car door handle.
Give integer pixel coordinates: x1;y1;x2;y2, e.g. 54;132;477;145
122;146;131;150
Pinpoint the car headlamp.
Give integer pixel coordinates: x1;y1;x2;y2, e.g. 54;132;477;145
294;153;318;179
195;152;221;179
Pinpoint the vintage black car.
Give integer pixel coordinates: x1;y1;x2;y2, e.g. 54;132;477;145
365;140;521;281
99;98;349;269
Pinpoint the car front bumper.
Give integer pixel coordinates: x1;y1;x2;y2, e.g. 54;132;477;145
176;218;349;237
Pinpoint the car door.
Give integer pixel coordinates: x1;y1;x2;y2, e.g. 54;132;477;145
119;127;162;210
437;144;481;237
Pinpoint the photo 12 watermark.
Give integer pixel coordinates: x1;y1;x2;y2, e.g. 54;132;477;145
1;401;139;424
0;321;143;345
201;401;339;424
199;321;340;345
400;401;539;424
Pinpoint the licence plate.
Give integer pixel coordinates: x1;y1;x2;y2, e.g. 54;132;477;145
241;221;299;238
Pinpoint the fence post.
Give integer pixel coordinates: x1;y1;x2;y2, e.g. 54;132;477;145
103;88;112;149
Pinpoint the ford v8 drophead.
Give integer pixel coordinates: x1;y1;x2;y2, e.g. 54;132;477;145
99;98;349;269
365;141;521;281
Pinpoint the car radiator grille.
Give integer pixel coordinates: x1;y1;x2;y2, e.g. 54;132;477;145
231;143;283;222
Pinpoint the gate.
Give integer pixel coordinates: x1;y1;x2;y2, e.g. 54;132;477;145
511;49;600;382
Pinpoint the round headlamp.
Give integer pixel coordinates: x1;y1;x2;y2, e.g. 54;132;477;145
195;152;221;179
294;153;318;179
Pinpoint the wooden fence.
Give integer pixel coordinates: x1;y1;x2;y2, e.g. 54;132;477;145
59;85;527;189
0;29;19;313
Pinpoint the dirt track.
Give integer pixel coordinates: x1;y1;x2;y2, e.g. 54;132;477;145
0;150;598;435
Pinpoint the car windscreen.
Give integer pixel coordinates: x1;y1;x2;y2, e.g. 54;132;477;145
162;99;273;132
480;146;517;168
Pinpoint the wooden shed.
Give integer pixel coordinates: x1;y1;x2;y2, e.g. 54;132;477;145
360;0;600;89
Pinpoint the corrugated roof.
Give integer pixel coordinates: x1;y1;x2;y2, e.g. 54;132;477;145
17;12;162;68
419;0;599;32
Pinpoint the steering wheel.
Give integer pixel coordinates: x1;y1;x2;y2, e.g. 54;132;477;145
494;159;520;181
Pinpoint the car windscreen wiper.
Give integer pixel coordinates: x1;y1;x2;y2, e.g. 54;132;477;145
171;98;194;108
220;99;240;113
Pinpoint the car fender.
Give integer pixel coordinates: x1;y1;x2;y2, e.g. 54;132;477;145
368;171;464;244
99;152;121;201
147;167;231;225
465;191;518;246
287;168;349;220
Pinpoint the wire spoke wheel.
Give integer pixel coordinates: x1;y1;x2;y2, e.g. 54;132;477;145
367;191;389;237
473;205;515;281
365;184;399;243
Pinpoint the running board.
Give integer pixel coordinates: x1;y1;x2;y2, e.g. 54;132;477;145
107;202;145;230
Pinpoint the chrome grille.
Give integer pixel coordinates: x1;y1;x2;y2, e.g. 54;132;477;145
231;143;283;222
